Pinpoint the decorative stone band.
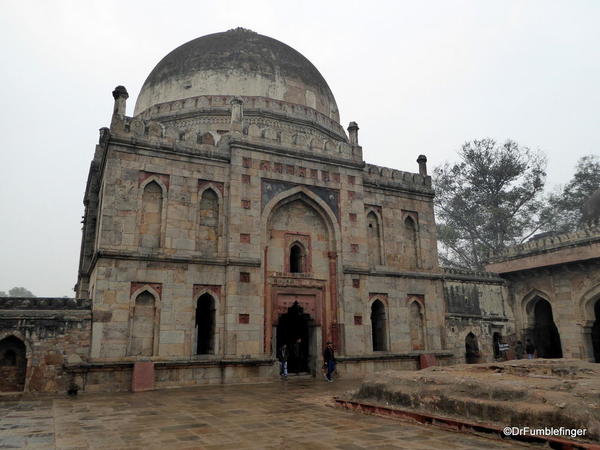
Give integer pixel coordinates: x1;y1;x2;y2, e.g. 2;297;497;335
135;95;346;139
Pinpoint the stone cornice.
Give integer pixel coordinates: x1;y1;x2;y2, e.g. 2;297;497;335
109;135;231;164
229;139;364;169
83;250;261;276
445;313;510;322
343;266;505;284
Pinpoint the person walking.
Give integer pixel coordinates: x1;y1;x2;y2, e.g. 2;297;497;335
525;339;536;359
278;344;289;379
323;341;336;382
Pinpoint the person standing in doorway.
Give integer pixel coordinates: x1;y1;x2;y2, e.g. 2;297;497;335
278;344;288;379
323;341;336;382
291;337;303;375
514;340;524;360
525;339;536;359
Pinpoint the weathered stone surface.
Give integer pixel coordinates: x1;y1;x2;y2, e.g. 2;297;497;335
348;359;600;442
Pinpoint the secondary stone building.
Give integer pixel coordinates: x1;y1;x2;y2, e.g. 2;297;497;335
487;225;600;362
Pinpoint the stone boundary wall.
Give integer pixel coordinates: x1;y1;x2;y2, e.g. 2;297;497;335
0;297;91;393
0;297;91;310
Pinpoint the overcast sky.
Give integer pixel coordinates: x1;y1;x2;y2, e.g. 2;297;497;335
1;0;599;297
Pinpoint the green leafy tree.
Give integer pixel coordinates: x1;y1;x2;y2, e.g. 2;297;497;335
8;287;36;297
0;291;6;297
433;139;548;269
544;155;600;232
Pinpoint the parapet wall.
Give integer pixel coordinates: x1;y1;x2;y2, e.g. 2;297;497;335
486;225;600;273
109;112;362;164
363;163;433;195
488;224;600;262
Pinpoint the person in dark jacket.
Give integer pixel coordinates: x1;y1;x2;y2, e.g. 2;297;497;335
514;340;524;359
278;344;288;379
323;342;336;382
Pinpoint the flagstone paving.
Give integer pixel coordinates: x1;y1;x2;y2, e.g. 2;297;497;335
0;378;530;449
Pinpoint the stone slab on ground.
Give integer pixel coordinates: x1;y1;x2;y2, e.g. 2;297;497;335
0;378;526;449
344;358;600;443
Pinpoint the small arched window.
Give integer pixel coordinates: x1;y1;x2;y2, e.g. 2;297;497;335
198;132;215;145
289;243;306;273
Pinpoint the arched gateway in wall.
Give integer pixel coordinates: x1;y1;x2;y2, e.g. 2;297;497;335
525;295;563;358
263;188;341;373
0;336;27;392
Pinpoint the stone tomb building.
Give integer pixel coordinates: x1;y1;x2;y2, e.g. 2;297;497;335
0;29;544;392
73;28;462;390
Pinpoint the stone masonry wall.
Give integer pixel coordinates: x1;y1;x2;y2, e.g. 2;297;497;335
0;298;91;392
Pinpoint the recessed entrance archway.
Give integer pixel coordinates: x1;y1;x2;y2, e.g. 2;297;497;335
196;293;216;355
531;298;562;358
591;300;600;362
493;332;502;359
0;336;27;392
371;300;387;352
276;302;311;374
465;332;480;364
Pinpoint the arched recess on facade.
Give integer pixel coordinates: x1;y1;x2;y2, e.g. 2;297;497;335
127;286;161;358
261;186;343;352
197;184;223;255
403;214;420;269
0;331;32;392
408;299;425;351
370;298;388;352
522;290;563;359
579;283;600;362
197;131;216;145
261;186;342;261
464;331;480;363
365;207;384;267
194;290;219;356
137;177;168;250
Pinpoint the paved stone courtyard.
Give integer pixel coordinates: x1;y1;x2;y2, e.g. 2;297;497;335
0;378;528;449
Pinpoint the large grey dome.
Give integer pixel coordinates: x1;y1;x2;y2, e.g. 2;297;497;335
134;28;340;121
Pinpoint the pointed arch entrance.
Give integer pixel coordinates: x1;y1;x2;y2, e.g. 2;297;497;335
371;300;387;352
276;302;311;374
465;332;480;363
530;298;562;358
592;300;600;363
196;293;216;355
0;336;27;392
262;186;341;357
